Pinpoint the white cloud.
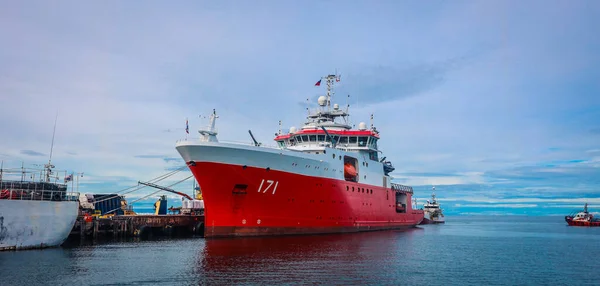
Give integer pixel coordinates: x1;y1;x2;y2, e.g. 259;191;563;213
1;1;599;202
454;204;538;208
441;197;600;204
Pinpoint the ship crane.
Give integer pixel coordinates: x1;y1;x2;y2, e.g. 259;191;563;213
248;130;262;146
137;180;193;200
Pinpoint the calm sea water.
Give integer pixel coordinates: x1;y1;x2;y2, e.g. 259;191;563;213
1;215;599;285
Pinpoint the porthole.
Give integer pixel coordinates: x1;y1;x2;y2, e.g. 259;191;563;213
332;154;336;159
346;186;349;191
352;187;355;192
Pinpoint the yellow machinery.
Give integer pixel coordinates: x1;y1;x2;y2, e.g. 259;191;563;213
195;188;203;200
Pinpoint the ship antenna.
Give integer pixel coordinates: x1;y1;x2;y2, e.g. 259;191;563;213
49;111;58;165
325;73;338;111
45;111;58;182
345;94;351;125
278;120;282;135
306;98;310;117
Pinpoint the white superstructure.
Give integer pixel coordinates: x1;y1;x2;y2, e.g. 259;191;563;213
176;74;399;189
422;187;445;224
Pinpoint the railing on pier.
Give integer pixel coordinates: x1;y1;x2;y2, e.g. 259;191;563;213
0;181;79;202
391;183;413;194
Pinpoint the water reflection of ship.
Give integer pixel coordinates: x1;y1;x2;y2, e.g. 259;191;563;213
197;229;423;284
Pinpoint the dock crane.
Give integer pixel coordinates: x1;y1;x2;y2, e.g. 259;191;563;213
137;180;193;200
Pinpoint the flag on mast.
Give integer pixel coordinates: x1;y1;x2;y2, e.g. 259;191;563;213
186;118;189;134
314;79;321;86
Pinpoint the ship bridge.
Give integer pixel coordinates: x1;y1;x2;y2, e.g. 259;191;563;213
273;74;382;162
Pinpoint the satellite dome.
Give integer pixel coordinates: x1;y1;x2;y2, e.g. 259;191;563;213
358;122;367;130
317;96;327;106
333;103;339;110
289;126;297;134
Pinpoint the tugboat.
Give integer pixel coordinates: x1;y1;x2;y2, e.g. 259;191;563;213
420;187;445;225
565;203;600;227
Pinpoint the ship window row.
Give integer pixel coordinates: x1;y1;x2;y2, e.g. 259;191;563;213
277;136;378;149
346;185;373;194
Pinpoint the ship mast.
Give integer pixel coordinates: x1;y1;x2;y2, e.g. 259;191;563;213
322;74;339;112
45;111;58;183
199;109;219;142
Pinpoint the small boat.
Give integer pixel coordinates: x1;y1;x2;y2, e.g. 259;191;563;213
419;187;445;225
565;203;600;227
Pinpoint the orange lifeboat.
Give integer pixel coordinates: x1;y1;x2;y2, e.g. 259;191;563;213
344;163;357;180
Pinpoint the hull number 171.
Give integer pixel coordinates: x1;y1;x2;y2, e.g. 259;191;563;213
258;179;279;194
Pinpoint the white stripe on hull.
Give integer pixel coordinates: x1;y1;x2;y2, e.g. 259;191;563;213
176;141;390;188
0;200;78;251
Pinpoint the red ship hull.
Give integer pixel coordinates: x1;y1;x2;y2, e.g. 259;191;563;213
188;162;424;238
565;216;600;227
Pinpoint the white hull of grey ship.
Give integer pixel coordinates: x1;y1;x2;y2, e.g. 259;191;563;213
423;211;446;224
0;200;78;250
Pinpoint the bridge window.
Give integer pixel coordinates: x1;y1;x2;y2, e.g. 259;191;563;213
369;151;378;161
369;138;378;149
358;137;368;147
339;137;348;144
317;135;325;142
309;135;317;142
277;141;285;148
302;135;309;142
349;137;357;144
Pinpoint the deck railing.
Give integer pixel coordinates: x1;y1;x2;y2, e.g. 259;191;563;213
391;183;413;194
0;181;79;202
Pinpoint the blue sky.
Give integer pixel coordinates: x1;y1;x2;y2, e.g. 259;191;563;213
1;0;599;215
